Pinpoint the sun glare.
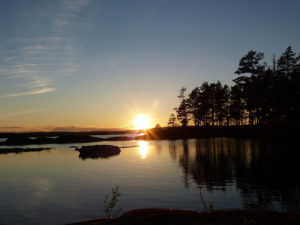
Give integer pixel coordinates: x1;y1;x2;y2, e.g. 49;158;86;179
138;141;148;159
134;114;150;130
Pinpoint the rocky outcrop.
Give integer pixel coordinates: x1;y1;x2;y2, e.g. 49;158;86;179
67;209;300;225
74;145;121;159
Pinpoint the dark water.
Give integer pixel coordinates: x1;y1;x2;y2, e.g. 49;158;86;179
0;137;299;225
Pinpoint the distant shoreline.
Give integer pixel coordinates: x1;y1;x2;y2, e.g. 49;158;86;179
140;125;300;140
0;129;134;138
0;125;299;146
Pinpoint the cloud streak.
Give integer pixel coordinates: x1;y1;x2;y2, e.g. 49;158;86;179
0;0;93;99
0;87;55;98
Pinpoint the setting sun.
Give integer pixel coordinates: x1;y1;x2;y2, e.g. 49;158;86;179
134;114;151;130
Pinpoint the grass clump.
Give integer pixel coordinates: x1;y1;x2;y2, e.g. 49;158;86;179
104;186;122;218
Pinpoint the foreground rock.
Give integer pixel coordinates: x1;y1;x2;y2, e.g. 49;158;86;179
67;208;300;225
74;145;121;159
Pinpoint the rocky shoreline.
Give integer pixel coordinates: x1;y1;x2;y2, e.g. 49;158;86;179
66;208;300;225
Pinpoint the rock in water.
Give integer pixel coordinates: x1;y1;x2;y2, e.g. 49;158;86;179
75;145;121;159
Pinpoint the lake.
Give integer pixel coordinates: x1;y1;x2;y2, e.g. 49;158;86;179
0;137;299;225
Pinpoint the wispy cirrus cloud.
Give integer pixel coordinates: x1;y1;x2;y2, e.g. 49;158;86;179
0;87;55;98
22;45;51;51
0;0;93;98
0;63;50;91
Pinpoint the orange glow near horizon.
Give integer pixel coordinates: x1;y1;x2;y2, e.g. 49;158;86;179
134;114;151;130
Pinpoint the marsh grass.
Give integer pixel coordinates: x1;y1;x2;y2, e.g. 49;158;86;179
104;186;122;218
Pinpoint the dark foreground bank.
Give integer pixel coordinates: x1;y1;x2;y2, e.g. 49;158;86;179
67;209;300;225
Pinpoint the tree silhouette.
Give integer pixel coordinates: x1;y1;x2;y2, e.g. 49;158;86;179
172;46;300;126
277;46;297;76
235;50;265;76
187;87;202;126
176;99;189;126
230;85;245;125
168;113;177;127
175;88;190;126
155;123;161;129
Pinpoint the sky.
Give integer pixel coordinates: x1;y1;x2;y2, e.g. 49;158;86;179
0;0;300;132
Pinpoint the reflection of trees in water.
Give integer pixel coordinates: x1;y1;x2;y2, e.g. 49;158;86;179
179;140;190;188
170;138;300;212
155;143;162;155
168;140;177;161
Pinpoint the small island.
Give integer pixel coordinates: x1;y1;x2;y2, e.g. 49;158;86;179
74;145;121;159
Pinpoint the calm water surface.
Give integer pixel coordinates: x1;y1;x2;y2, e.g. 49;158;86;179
0;137;299;225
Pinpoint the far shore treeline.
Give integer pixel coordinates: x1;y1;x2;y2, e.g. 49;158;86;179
169;46;300;127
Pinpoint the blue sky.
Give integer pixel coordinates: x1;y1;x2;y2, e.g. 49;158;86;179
0;0;300;131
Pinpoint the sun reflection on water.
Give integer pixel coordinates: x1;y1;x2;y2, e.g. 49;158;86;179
138;141;148;159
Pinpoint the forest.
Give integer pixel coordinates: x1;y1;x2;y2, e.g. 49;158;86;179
169;46;300;127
